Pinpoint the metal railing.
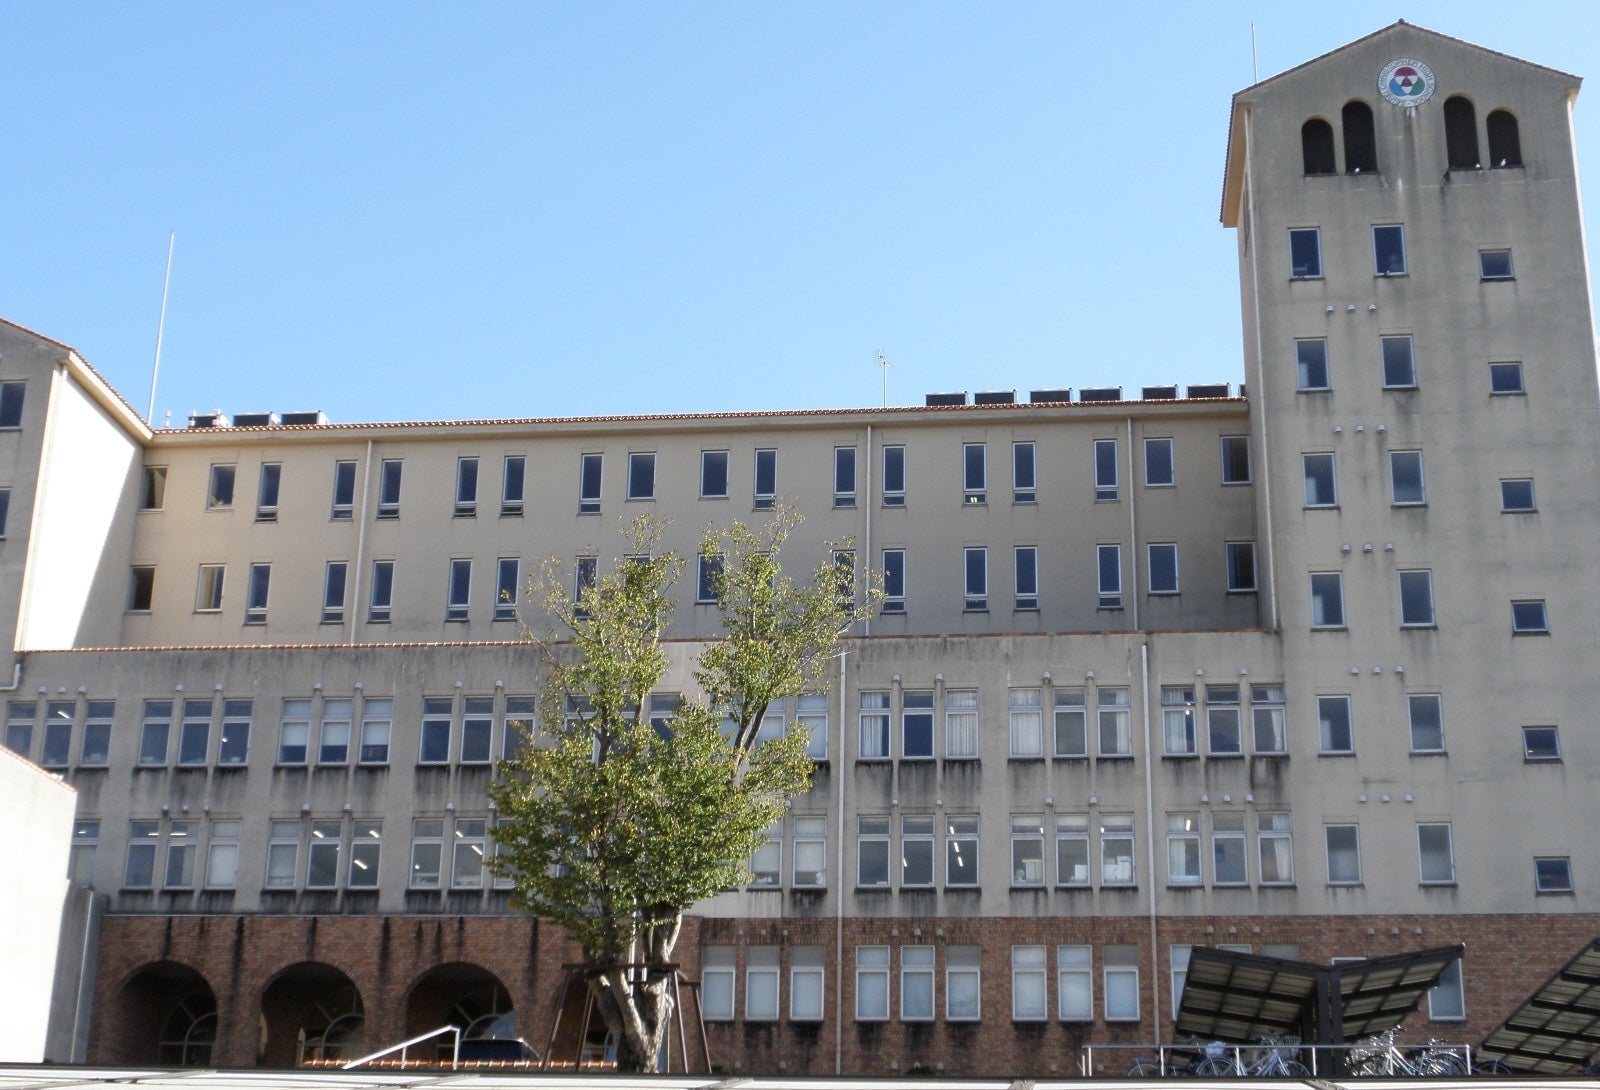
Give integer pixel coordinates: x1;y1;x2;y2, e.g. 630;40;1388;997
1083;1038;1480;1078
341;1024;461;1070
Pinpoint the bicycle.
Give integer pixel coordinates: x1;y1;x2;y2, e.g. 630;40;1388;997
1347;1029;1466;1076
1193;1035;1311;1077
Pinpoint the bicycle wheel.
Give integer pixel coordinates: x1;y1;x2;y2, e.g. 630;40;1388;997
1472;1059;1515;1076
1419;1050;1467;1076
1126;1058;1162;1078
1195;1056;1237;1077
1277;1059;1311;1076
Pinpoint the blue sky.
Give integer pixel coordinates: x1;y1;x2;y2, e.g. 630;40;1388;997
4;3;1597;425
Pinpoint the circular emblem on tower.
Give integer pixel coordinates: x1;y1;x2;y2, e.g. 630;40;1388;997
1378;58;1436;106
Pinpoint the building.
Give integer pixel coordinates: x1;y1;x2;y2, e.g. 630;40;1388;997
1;21;1597;1077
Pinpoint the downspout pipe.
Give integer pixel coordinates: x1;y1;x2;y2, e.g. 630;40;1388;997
833;648;850;1076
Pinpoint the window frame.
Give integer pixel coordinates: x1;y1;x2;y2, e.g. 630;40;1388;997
699;450;729;500
1226;541;1257;593
1093;438;1118;501
833;446;857;508
1097;544;1122;610
1310;572;1345;629
1143;437;1175;487
453;456;478;518
752;448;776;509
1303;452;1337;507
195;563;225;613
881;444;905;506
1522;725;1561;762
1011;945;1048;1021
855;946;890;1022
321;562;348;625
1372;224;1407;276
494;558;519;622
377;459;403;518
1500;478;1536;512
331;460;356;520
962;442;986;505
1295;337;1330;391
1535;856;1574;894
1147;543;1179;596
244;562;270;624
206;464;236;511
1220;435;1251;484
255;462;281;522
1511;599;1550;634
1417;822;1456;885
0;380;24;429
1398;569;1436;628
1317;694;1354;755
1013;545;1038;611
1479;248;1515;280
1381;334;1418;389
1288;227;1323;279
445;558;472;622
881;548;906;613
1489;361;1525;395
626;452;656;501
367;559;394;623
1389;450;1426;506
1407;693;1445;753
1012;441;1036;503
1325;824;1362;885
963;546;987;611
500;454;526;516
578;452;603;514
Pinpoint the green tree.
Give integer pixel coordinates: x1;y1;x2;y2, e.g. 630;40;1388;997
489;508;874;1071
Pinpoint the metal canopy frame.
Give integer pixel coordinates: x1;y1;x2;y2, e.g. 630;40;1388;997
1477;936;1600;1075
1174;943;1464;1046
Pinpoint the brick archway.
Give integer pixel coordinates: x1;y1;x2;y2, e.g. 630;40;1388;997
99;960;218;1066
403;961;516;1051
259;961;365;1067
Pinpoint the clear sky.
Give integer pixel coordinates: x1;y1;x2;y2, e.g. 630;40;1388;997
4;3;1597;425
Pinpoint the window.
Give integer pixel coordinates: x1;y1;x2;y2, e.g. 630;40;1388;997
1386;450;1427;506
178;698;211;765
446;559;471;621
900;689;933;759
1318;695;1353;753
377;459;403;518
578;453;602;513
962;442;986;504
139;700;172;766
1381;335;1417;388
1259;813;1294;884
748;823;780;887
1226;541;1257;593
1212;813;1247;885
1104;946;1140;1020
902;946;935;1021
69;821;98;885
206;464;235;510
322;562;347;624
460;697;493;763
368;560;394;622
141;466;167;510
900;816;934;886
1097;543;1122;609
856;946;889;1020
871;444;904;507
1162;686;1196;756
165;822;195;888
1402;693;1446;754
318;699;352;764
502;695;536;761
331;461;355;519
857;813;896;877
1166;814;1201;884
125;565;155;612
1011;816;1045;885
1148;543;1179;595
195;564;225;612
1252;685;1286;754
40;701;72;768
454;457;478;517
1500;478;1535;512
1301;117;1335;174
1099;686;1132;757
626;452;656;500
1487;108;1522;167
204;820;239;889
1303;453;1337;506
1013;441;1036;502
1296;338;1330;391
792;816;825;886
696;553;723;604
256;463;281;521
1143;437;1174;486
1418;822;1455;884
81;700;114;766
881;548;906;613
745;947;779;1020
851;690;888;761
945;689;978;758
1325;825;1362;884
265;820;300;888
1444;95;1480;170
1101;814;1136;885
1206;685;1242;755
348;821;382;888
1289;227;1322;278
796;694;827;760
125;821;160;888
1014;546;1038;611
700;450;729;499
419;697;452;764
1535;857;1574;893
1480;249;1515;280
0;381;22;428
1429;958;1466;1021
753;448;776;509
833;446;856;507
500;455;525;516
1012;946;1048;1021
1373;224;1406;275
409;819;443;888
1310;572;1345;628
1053;690;1087;757
1512;599;1550;634
244;563;270;623
573;555;597;617
277;699;310;764
1399;570;1435;627
702;947;735;1020
1220;435;1251;483
360;698;392;764
945;817;979;886
1056;816;1090;886
946;946;981;1021
1489;361;1524;394
1343;100;1378;172
494;558;519;621
306;820;342;888
1093;438;1118;500
219;699;250;765
451;819;487;887
1523;725;1561;762
963;546;987;610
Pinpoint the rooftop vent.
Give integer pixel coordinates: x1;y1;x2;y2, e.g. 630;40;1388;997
232;411;279;427
925;392;968;407
279;410;329;426
1142;385;1179;400
1186;383;1231;399
1028;388;1072;403
972;390;1016;405
187;411;230;429
1078;386;1123;403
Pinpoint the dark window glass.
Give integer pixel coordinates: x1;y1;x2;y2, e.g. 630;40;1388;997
0;382;23;428
1289;228;1322;278
882;445;905;503
834;447;856;504
1444;96;1480;170
1373;225;1405;275
579;453;602;512
1342;101;1378;172
1301;118;1335;174
700;451;728;498
753;449;776;507
627;453;655;500
1486;109;1522;167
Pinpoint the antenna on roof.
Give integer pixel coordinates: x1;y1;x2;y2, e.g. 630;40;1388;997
1251;21;1259;85
876;350;895;407
146;230;176;425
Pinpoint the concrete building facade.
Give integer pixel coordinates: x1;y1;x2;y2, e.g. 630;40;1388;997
1;22;1597;1076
